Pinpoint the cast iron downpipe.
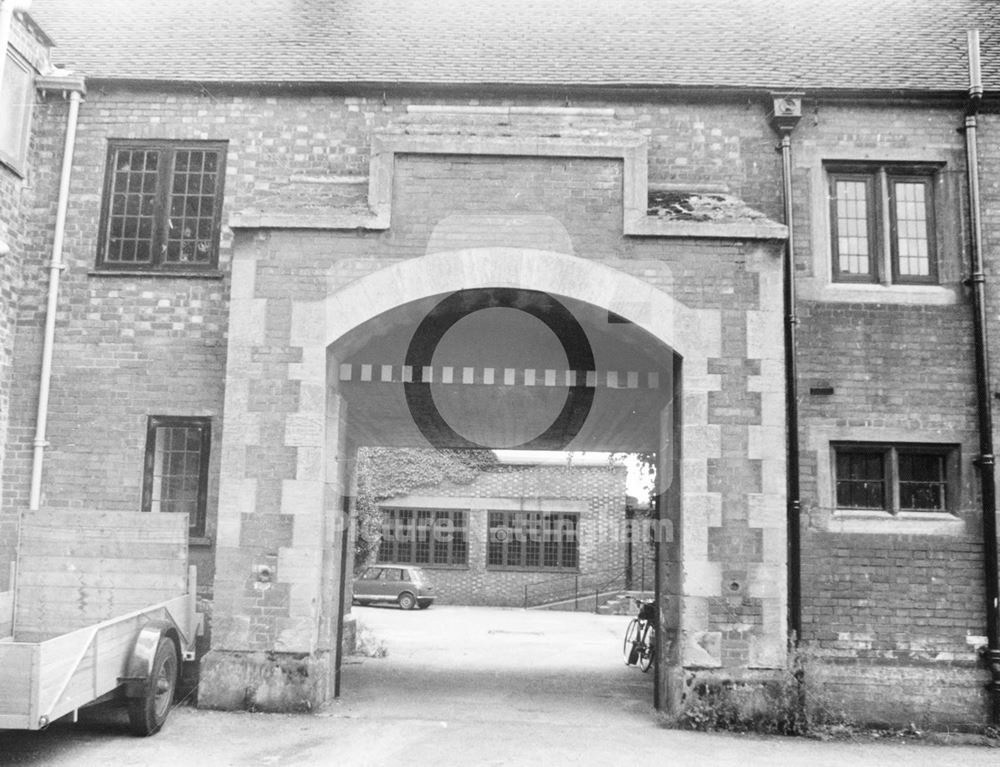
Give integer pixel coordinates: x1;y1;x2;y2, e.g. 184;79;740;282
964;30;1000;726
28;80;85;510
770;94;804;644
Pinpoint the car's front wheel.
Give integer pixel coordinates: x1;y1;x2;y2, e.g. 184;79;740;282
398;592;417;610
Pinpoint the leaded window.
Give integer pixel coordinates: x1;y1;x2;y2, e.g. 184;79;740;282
97;141;226;271
142;416;211;536
487;511;578;570
828;165;938;285
378;508;468;566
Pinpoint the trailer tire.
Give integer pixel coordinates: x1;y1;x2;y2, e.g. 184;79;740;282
128;635;178;736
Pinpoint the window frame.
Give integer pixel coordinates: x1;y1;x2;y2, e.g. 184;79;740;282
487;510;579;571
141;416;211;537
96;140;227;272
0;49;35;174
831;442;957;515
827;163;939;287
377;507;469;567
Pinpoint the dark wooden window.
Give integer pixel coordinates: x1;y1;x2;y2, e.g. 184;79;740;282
377;508;468;566
835;449;886;509
487;511;578;570
833;443;954;514
97;141;226;271
828;165;938;285
142;416;211;536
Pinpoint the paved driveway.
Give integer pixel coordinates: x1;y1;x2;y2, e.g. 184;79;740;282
342;604;653;726
0;605;996;766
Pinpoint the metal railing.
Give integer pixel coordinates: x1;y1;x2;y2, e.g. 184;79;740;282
521;566;631;611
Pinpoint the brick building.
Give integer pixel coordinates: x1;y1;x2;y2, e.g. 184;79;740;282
1;0;999;726
367;458;630;608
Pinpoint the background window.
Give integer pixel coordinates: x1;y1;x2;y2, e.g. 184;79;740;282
833;443;954;514
487;511;578;569
378;508;468;566
98;141;226;270
828;165;937;285
142;416;211;536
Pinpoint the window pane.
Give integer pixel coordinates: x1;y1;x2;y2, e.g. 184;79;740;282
414;510;432;564
899;453;946;511
104;149;158;265
833;179;872;278
164;149;220;265
893;180;931;278
835;450;886;509
149;422;207;530
487;511;505;566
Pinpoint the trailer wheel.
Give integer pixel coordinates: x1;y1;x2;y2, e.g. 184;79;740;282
128;635;178;736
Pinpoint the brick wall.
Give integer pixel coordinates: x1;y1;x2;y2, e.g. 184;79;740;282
792;103;993;725
3;78;993;721
370;464;628;607
0;15;50;590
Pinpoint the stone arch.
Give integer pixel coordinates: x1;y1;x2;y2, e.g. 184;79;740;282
321;248;710;361
207;241;785;716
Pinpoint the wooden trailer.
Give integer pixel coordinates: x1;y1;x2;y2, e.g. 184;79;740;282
0;510;200;736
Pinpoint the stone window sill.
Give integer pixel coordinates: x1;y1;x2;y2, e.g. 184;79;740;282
825;509;964;535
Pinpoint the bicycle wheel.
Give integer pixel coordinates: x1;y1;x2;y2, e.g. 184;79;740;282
638;622;655;672
623;618;641;665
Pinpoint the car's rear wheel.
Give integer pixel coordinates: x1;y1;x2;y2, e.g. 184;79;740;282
398;592;417;610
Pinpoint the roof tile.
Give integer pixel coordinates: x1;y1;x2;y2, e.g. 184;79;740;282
26;0;1000;92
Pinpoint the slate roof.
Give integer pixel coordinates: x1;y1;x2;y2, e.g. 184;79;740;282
26;0;1000;93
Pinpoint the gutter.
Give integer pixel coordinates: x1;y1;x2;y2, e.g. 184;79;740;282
963;29;1000;727
768;93;804;645
64;76;999;110
27;72;86;510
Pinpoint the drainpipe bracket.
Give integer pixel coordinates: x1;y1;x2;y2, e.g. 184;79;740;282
975;453;995;468
35;72;87;98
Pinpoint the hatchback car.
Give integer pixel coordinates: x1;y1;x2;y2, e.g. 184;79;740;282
352;564;434;610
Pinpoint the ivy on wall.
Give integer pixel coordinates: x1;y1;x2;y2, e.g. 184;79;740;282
353;447;499;569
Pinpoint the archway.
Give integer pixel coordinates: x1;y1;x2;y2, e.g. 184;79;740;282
201;245;786;716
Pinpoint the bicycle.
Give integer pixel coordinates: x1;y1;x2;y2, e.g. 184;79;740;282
622;599;655;672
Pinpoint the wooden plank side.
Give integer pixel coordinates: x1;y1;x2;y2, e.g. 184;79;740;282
14;588;187;639
16;572;188;590
0;643;36;718
36;618;139;723
35;602;189;724
14;510;188;640
18;531;186;553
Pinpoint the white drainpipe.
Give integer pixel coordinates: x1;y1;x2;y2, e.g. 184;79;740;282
28;81;84;510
